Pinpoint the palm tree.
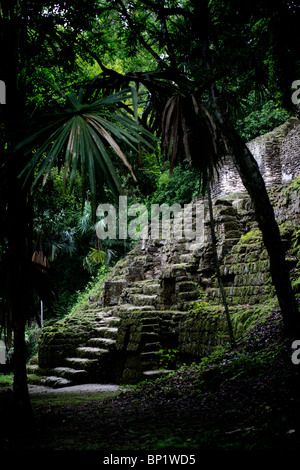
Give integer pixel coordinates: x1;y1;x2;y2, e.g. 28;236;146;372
17;88;156;218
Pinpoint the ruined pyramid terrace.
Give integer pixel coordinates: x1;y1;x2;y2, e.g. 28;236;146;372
28;119;300;386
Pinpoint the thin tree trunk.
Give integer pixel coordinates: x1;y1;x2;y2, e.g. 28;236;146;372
214;112;300;337
7;176;34;423
13;314;32;423
207;175;235;347
1;11;34;420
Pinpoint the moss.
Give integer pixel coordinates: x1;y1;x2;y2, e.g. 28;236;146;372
38;312;100;369
179;298;279;363
0;373;13;387
283;175;300;194
27;373;44;385
237;230;262;246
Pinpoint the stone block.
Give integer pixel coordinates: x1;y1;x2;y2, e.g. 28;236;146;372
103;281;127;306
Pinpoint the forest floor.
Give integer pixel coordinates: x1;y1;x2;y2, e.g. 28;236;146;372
1;307;300;457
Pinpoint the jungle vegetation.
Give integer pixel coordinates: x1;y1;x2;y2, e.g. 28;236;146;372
0;0;299;423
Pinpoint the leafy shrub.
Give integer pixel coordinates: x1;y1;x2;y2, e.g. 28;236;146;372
158;349;179;369
235;96;291;142
146;164;200;207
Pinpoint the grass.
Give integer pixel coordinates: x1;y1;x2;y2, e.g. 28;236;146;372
0;373;13;387
30;390;120;407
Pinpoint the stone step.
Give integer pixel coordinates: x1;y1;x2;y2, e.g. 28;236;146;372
106;316;120;325
92;316;120;327
142;369;173;380
52;366;88;382
220;260;269;275
178;253;197;264
142;283;160;295
26;364;39;374
176;280;198;292
82;308;104;314
168;263;195;277
131;294;158;307
141;323;159;332
118;304;156;313
125;286;144;295
178;290;199;301
140;332;160;344
140;316;159;324
65;357;98;370
140;309;183;317
94;326;119;338
87;337;116;349
142;342;161;352
40;376;72;388
76;346;110;359
141;351;159;369
205;285;272;304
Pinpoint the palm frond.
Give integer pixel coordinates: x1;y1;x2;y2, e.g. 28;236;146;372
16;88;157;215
161;93;226;192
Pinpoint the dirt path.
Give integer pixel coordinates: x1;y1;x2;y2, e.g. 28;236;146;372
28;383;120;395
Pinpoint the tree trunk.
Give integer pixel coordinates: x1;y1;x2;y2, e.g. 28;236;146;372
13;314;32;424
0;12;34;420
216;115;300;337
207;174;235;347
6;172;34;423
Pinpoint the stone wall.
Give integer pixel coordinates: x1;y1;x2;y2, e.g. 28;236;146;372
211;117;300;198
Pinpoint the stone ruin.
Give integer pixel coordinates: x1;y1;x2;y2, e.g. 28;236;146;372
211;117;300;198
29;118;300;386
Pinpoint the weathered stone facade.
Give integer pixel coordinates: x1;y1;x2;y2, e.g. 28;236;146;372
211;117;300;198
29;119;300;386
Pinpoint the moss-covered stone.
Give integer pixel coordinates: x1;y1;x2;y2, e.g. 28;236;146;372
38;312;101;369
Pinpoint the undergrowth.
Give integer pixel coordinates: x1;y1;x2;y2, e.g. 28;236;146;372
3;305;300;452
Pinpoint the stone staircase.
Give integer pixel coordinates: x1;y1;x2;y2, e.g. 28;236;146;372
28;308;121;388
28;242;202;387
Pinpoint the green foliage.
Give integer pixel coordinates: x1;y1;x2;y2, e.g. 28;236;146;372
286;175;300;193
235;97;291;142
157;349;179;369
0;373;13;388
33;167;81;260
25;326;42;359
33;169;91;319
287;224;300;295
290;225;300;259
83;248;114;275
237;229;262;245
18;88;156;215
146;164;200;207
67;265;110;317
